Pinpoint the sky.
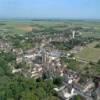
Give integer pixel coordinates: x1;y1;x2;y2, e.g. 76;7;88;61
0;0;100;19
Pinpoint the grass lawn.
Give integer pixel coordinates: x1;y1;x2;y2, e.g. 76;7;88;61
75;42;100;62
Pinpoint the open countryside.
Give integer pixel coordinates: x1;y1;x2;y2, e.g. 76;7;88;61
0;0;100;100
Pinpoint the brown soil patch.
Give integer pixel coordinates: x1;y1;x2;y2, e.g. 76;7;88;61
16;24;32;32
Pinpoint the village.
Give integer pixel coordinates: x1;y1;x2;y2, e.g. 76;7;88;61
0;0;100;100
0;28;99;100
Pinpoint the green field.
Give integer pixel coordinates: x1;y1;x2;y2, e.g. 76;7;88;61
0;19;100;38
0;20;65;35
75;42;100;62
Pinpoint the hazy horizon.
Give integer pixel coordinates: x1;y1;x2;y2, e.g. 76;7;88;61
0;0;100;19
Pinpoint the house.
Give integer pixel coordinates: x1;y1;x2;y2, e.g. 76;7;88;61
16;56;23;64
12;48;23;55
12;68;22;74
70;46;83;54
95;87;100;100
54;85;77;100
31;64;43;79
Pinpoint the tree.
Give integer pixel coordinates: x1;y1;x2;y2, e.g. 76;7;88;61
53;77;63;86
97;59;100;64
71;95;85;100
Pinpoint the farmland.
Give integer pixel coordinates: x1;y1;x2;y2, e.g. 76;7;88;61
0;20;100;37
75;42;100;62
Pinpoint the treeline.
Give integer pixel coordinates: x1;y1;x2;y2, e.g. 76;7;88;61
0;23;6;26
50;37;95;51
